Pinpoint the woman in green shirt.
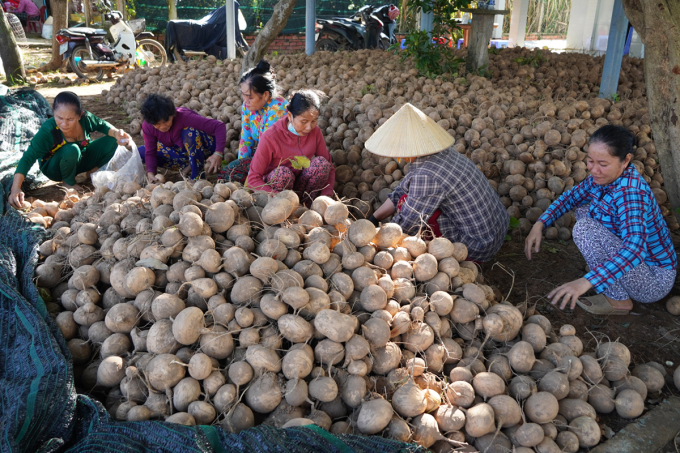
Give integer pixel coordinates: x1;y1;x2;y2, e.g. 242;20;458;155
9;91;131;209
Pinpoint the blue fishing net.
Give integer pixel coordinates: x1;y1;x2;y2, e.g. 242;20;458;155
0;176;423;453
0;87;52;189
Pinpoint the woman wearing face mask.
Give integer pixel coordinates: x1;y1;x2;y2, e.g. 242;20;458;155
247;89;335;203
139;93;226;182
525;125;677;315
9;91;130;209
221;59;288;183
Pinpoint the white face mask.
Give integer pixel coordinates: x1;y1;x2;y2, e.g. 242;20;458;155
287;121;300;136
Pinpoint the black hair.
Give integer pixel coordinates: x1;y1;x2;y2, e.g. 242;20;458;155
287;89;326;117
589;125;635;161
239;60;277;97
140;93;177;125
53;91;82;115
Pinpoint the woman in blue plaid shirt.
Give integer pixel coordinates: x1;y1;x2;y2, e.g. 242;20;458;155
525;125;677;315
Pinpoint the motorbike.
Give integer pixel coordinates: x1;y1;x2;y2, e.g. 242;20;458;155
315;4;397;52
166;4;249;62
56;9;167;81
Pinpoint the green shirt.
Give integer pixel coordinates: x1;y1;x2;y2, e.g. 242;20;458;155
15;111;113;176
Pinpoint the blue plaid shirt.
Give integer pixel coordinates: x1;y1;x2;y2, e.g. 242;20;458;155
389;149;509;262
538;164;677;293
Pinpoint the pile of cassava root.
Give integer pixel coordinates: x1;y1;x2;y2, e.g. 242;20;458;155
34;178;680;452
104;47;678;236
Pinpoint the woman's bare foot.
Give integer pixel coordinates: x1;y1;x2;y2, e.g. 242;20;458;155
181;166;191;176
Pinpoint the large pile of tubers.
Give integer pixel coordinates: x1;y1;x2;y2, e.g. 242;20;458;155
104;48;678;236
34;178;677;452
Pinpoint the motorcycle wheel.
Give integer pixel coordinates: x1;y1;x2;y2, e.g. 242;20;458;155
379;37;390;50
136;39;167;68
316;38;339;52
70;45;104;81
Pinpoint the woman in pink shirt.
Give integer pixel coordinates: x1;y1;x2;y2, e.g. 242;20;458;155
13;0;39;24
247;89;335;203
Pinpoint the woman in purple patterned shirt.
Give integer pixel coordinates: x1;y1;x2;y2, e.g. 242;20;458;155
525;125;677;315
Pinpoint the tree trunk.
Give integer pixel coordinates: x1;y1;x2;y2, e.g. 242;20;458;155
0;8;25;84
622;0;680;224
167;0;177;20
117;0;127;20
241;0;297;73
39;0;68;71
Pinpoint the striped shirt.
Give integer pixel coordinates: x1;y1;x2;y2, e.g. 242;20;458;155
538;164;677;293
389;149;509;262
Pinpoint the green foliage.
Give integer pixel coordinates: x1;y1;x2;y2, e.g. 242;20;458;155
502;0;571;37
361;84;375;96
505;216;520;241
395;0;468;77
512;49;546;67
126;0;137;19
397;31;464;78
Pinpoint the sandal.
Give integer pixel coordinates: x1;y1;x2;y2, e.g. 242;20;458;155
576;294;630;316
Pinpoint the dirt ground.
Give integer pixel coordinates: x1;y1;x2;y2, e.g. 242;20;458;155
25;78;680;442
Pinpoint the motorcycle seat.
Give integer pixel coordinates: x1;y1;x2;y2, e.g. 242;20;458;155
66;27;108;36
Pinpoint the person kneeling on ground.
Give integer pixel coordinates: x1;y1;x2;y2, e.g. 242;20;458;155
221;59;288;183
139;93;226;182
247;89;335;203
367;103;509;263
525;125;677;315
10;91;130;209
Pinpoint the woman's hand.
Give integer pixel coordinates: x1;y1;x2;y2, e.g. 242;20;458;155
114;129;131;146
147;172;157;183
206;153;223;175
548;278;593;310
525;221;544;260
9;187;25;210
9;173;26;210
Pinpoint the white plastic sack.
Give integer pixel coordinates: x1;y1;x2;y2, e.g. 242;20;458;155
91;140;146;191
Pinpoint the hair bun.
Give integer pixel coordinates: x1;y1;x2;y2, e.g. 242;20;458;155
254;59;271;74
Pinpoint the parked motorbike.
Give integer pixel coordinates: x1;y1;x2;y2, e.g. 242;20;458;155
315;4;398;52
56;10;167;81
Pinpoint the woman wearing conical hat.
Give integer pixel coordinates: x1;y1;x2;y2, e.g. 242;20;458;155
367;103;509;262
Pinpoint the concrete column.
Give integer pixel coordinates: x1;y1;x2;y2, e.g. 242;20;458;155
226;0;235;59
508;0;529;47
493;0;506;39
599;0;627;98
566;0;599;51
305;0;315;55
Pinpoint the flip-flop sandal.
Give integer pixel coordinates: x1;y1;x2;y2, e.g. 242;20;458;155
576;294;630;316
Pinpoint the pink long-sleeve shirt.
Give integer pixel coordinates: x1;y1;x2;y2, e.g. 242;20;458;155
16;0;39;16
247;116;335;197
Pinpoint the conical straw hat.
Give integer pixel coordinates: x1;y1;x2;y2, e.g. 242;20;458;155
365;103;454;158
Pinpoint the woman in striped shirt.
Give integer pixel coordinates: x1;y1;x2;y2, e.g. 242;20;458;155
525;125;677;315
